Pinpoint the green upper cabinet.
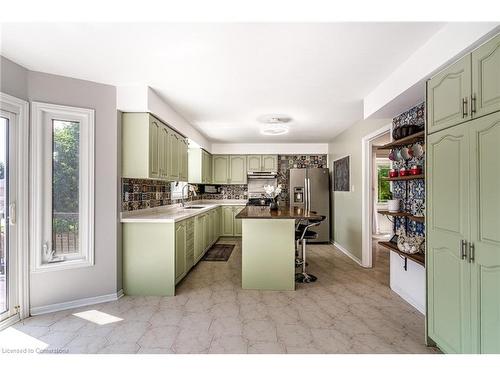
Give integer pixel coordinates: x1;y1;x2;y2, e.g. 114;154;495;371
468;111;500;354
159;125;170;179
427;124;471;354
262;155;278;172
175;221;187;284
427;55;472;134
188;148;212;184
247;155;262;172
246;155;278;172
179;138;189;182
471;33;500;120
122;113;188;181
229;155;247;184
213;155;229;184
169;131;180;180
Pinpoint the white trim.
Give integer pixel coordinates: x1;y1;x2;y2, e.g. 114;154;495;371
361;124;392;268
30;102;95;272
0;92;30;322
331;241;365;267
30;289;124;316
0;314;20;331
390;283;425;315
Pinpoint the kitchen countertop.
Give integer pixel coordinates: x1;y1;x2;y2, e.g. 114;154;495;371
235;205;323;220
120;200;248;223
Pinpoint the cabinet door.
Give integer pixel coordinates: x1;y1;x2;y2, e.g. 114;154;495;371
472;33;500;120
247;155;262;172
148;117;161;178
186;218;194;270
194;215;204;261
207;153;213;184
262;155;278;172
175;222;187;283
215;207;221;239
213;155;229;184
179;138;188;182
222;206;234;236
169;132;180;180
427;124;471;353
229;155;247;184
159;126;169;179
203;214;209;250
208;210;215;245
201;151;208;183
427;55;472;134
468;112;500;353
233;206;244;236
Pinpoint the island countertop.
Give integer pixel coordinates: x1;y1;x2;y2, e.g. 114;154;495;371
235;205;323;220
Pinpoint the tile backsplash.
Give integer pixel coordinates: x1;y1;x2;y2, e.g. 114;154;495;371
121;154;327;211
277;154;328;204
121;178;247;211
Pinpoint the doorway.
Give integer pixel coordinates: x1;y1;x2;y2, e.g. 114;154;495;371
361;124;391;268
0;93;29;329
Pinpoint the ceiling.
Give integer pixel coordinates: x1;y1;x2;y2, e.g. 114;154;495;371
0;23;444;143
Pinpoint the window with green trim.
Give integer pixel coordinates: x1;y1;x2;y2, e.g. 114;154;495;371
377;165;391;203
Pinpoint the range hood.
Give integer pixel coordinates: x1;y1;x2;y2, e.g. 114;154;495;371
247;171;278;179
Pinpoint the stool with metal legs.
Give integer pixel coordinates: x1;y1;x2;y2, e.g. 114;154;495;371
295;215;326;283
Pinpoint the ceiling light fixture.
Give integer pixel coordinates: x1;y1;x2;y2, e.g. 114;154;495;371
258;114;291;136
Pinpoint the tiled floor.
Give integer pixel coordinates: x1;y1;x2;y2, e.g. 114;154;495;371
1;239;439;354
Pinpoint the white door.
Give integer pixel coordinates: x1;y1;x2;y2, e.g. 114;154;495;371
0;110;18;323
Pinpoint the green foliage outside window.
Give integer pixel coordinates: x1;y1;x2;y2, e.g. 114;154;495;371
377;165;391;202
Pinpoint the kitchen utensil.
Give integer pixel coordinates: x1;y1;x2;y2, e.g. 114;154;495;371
389;169;398;178
388;199;400;213
399;168;409;177
401;146;413;160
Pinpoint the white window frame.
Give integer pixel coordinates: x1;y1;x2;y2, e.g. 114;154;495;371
31;102;95;272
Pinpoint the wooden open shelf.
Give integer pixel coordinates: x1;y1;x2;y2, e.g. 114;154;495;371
383;174;424;181
377;130;425;150
377;210;425;223
378;241;425;267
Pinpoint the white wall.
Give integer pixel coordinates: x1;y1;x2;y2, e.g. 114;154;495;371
364;23;500;119
117;85;211;151
390;252;426;314
211;143;329;154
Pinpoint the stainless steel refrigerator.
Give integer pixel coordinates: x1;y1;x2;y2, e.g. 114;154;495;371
289;168;330;242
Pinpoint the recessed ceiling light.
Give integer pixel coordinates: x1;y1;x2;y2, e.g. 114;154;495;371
260;124;289;136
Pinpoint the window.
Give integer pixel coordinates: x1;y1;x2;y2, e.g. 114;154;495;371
377;164;391;203
31;102;94;272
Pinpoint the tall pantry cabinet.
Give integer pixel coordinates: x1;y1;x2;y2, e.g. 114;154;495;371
426;32;500;354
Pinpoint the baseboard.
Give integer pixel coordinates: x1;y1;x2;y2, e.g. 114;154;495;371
30;289;125;316
331;241;365;267
390;284;426;315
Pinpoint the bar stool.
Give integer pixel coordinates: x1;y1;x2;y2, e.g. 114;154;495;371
295;215;326;283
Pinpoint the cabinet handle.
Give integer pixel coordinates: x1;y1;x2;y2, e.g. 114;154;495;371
471;94;477;115
461;239;467;260
462;98;468;118
469;242;475;263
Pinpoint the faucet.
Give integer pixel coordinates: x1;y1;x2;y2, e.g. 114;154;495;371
181;183;190;207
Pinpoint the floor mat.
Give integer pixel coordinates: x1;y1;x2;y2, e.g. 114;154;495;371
202;244;235;261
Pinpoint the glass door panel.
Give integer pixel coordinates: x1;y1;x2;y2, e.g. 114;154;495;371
0;116;8;318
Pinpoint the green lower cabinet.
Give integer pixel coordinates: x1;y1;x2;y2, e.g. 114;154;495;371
194;214;204;262
175;222;187;284
222;206;234;236
185;218;195;271
427;111;500;354
233;206;244;236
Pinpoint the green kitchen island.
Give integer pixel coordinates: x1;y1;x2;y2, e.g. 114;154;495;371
236;206;322;291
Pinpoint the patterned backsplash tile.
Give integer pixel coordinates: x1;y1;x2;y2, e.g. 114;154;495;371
121;154;327;211
277;154;328;203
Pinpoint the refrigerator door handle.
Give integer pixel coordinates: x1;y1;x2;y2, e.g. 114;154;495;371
307;178;311;211
304;178;308;210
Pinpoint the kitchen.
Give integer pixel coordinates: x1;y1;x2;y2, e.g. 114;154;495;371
0;19;499;359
